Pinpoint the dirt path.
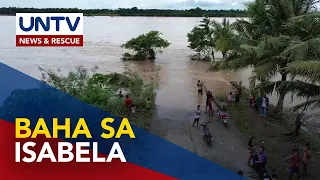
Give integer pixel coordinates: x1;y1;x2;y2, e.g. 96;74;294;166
150;97;254;178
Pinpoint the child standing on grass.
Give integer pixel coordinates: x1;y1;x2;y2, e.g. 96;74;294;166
192;105;201;127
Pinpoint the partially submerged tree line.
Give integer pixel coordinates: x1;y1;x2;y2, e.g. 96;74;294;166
187;0;320;135
38;65;158;129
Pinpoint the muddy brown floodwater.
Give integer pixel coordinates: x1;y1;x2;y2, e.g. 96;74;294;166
1;16;318;177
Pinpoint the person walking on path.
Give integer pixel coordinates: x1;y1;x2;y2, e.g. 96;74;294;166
192;105;201;127
286;148;301;180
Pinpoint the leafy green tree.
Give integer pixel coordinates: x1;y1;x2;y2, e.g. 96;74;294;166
209;0;320;113
187;16;216;60
121;31;170;60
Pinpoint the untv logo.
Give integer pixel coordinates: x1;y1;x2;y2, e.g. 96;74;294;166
16;13;84;47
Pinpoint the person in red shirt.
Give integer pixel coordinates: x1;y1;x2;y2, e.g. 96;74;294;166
286;148;301;180
124;95;132;115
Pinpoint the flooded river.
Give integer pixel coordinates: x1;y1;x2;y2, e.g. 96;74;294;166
1;15;319;177
0;16;305;109
1;16;318;132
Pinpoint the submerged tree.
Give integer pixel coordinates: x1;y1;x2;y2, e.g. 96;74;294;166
187;16;235;61
187;16;216;60
121;31;170;60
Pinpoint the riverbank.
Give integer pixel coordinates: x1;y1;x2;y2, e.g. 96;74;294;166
215;86;320;180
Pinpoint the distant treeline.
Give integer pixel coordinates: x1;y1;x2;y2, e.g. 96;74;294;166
0;7;247;17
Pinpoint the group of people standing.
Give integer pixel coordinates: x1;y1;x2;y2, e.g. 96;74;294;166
192;80;214;127
226;89;241;107
194;80;313;179
248;137;312;180
285;143;312;180
249;94;269;118
248;137;272;179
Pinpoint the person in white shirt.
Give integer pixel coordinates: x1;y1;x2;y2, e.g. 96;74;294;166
192;105;201;127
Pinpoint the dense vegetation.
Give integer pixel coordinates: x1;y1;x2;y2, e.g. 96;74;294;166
188;0;320;136
121;31;170;60
187;16;235;61
38;65;157;129
0;7;247;17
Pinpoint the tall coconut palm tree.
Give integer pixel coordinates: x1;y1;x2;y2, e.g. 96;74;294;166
211;18;235;59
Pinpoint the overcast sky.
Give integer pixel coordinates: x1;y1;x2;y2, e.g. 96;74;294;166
0;0;253;9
